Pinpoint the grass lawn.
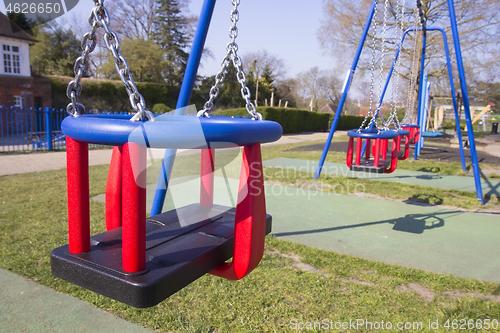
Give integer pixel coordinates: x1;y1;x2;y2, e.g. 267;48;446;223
1;141;500;332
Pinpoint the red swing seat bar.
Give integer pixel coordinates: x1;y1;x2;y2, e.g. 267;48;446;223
397;129;410;160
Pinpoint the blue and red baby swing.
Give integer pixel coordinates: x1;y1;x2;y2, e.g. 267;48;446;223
50;0;282;308
344;0;412;175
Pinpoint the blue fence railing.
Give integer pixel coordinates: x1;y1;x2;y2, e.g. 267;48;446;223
0;106;133;153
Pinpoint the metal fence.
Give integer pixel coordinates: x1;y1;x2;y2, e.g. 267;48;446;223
0;106;132;153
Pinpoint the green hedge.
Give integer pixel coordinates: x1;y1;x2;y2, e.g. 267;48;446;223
215;107;367;134
334;114;370;131
50;77;182;111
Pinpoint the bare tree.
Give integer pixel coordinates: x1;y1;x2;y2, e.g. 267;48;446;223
295;67;343;110
107;0;156;40
242;50;287;81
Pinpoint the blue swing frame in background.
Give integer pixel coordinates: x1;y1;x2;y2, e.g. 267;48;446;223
314;0;484;205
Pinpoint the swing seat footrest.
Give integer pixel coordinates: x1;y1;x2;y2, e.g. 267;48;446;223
51;203;272;308
350;158;390;173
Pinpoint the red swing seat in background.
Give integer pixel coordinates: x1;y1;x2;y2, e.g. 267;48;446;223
400;124;420;144
346;129;400;174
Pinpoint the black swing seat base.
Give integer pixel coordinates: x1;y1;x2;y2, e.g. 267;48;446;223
350;158;390;174
51;203;272;308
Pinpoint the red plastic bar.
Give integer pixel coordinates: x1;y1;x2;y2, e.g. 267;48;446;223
210;143;266;280
66;137;90;254
106;146;123;230
398;134;410;160
200;149;215;207
365;139;371;159
403;134;410;159
121;143;147;273
355;137;362;165
385;138;399;173
373;138;380;167
346;137;354;168
381;139;388;160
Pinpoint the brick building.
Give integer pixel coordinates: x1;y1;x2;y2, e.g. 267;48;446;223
0;13;52;109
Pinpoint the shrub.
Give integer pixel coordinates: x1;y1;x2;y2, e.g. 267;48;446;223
50;76;178;111
152;103;172;114
214;107;331;134
214;107;370;134
335;114;369;130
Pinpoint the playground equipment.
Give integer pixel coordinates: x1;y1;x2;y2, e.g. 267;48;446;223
472;103;493;131
51;0;282;308
343;0;408;174
314;0;484;204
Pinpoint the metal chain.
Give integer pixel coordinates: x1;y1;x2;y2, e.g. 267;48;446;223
66;0;154;121
404;7;422;124
197;0;261;120
416;0;426;29
377;0;390;130
359;0;379;131
387;0;406;129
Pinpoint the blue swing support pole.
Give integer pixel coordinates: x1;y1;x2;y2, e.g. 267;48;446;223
416;75;429;156
150;0;217;216
414;27;427;160
314;0;378;180
447;0;484;204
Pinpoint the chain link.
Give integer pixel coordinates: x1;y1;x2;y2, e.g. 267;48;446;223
197;0;261;120
359;0;379;132
416;0;426;29
66;0;154;121
403;7;422;124
387;0;406;129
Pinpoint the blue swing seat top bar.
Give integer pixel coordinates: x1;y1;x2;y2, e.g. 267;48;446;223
347;129;399;140
397;129;410;136
61;115;283;149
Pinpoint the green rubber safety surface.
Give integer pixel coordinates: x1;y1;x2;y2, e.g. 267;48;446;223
263;157;500;196
264;182;500;283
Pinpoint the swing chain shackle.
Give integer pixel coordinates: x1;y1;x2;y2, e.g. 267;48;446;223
66;0;154;122
198;0;262;120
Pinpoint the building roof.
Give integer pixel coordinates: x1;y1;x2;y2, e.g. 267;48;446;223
0;13;37;43
319;103;338;114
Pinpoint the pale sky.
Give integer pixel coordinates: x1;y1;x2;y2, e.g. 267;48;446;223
186;0;337;78
1;0;338;79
